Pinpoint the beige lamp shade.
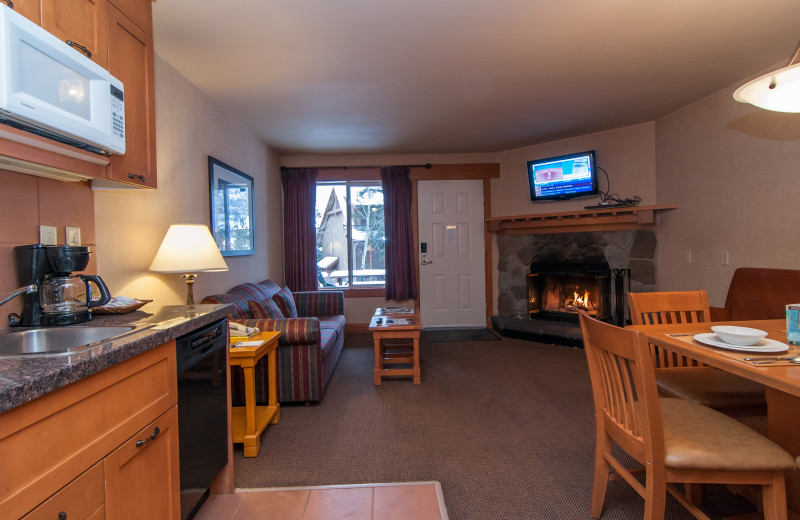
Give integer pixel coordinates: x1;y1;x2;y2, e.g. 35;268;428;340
150;224;229;273
150;224;228;305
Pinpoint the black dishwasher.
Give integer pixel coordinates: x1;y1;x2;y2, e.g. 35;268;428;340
176;318;228;520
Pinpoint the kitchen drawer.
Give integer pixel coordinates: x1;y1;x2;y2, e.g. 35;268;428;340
0;341;177;519
22;462;104;520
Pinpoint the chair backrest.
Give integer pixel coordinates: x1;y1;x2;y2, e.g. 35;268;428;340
628;290;710;326
724;268;800;320
628;290;710;368
579;312;663;466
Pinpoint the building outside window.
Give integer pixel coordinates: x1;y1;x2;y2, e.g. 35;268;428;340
315;182;385;288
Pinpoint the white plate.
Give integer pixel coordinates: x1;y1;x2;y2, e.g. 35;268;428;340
693;333;789;353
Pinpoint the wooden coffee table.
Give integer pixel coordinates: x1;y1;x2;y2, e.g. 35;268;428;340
370;308;423;385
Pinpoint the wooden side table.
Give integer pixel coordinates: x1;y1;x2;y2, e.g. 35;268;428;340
370;309;423;385
229;331;281;457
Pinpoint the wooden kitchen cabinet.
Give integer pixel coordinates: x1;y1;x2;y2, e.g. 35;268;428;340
104;406;180;519
7;0;41;24
107;0;150;36
0;341;178;520
0;0;157;188
41;0;108;68
22;462;105;520
105;2;157;188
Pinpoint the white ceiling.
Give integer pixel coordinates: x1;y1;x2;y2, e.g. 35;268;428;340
152;0;800;155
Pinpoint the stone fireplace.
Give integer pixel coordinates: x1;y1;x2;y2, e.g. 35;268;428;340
493;230;657;344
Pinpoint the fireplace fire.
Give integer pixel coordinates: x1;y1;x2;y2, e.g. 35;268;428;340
528;261;613;322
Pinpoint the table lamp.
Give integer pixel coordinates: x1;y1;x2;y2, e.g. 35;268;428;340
150;224;229;304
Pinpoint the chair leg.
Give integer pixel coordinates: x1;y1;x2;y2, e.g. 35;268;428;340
643;465;667;520
761;471;788;520
590;442;611;518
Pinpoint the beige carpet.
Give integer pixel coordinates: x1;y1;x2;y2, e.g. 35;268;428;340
233;333;757;520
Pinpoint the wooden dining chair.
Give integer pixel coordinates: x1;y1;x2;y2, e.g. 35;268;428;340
579;312;795;520
628;290;766;416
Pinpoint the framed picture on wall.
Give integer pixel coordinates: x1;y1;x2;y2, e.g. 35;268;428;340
209;156;255;256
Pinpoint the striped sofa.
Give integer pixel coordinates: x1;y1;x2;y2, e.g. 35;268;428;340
202;280;345;404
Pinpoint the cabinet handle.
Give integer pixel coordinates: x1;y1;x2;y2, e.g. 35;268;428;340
58;513;66;520
1;1;13;9
128;174;147;183
135;426;160;448
65;40;92;59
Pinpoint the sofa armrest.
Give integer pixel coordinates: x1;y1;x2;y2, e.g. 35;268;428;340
293;291;345;317
238;317;320;345
709;306;730;322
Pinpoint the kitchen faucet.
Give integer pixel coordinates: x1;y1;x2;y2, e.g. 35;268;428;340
0;284;37;307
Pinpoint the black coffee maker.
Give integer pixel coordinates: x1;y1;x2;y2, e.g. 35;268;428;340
12;245;111;326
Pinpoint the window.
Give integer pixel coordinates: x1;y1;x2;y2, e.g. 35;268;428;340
315;182;385;289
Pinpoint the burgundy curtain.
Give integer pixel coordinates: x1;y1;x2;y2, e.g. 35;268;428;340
281;168;318;292
380;167;417;300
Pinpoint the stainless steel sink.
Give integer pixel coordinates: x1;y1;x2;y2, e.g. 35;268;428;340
0;326;139;355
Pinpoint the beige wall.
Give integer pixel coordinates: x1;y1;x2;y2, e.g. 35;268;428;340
94;55;284;307
492;122;657;218
655;75;800;307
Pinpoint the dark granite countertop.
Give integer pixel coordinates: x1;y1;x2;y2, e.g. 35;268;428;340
0;303;232;414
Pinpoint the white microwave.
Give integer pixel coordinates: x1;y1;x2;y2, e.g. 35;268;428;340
0;4;125;155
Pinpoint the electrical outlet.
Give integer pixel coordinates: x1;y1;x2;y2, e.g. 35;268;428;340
721;250;730;265
684;249;692;264
66;226;81;246
39;225;57;246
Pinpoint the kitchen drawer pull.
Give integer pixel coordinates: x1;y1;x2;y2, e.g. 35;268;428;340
65;40;92;59
128;173;147;183
135;426;160;447
2;1;14;9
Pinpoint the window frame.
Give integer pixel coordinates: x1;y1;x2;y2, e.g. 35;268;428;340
316;180;386;291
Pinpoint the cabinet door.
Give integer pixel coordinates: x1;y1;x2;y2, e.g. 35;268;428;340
41;0;108;68
104;406;180;520
8;0;41;24
107;0;150;36
106;3;157;188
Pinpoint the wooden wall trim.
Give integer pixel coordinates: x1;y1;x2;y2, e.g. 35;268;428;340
304;163;500;182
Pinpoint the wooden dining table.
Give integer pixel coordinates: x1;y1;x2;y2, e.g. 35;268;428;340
628;319;800;516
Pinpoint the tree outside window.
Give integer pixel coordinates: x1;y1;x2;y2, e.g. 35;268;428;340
315;182;385;288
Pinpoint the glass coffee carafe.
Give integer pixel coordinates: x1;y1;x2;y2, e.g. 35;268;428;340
40;274;111;320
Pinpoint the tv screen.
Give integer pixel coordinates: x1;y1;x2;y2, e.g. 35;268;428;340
527;150;598;202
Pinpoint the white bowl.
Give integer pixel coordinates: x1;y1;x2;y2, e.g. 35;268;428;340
711;325;768;346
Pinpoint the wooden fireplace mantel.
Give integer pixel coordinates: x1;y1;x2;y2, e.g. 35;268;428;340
486;204;677;235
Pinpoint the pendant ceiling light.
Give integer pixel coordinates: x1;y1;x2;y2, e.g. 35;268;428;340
734;40;800;112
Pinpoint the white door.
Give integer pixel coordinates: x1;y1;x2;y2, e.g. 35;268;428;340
418;179;486;328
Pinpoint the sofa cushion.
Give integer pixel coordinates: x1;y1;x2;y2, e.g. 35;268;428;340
273;286;299;318
241;318;319;344
201;292;250;320
229;282;280;302
248;299;284;319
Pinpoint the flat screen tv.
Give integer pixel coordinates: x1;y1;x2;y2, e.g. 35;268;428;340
527;150;598;202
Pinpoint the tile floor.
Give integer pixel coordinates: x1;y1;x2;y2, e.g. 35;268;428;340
194;481;449;520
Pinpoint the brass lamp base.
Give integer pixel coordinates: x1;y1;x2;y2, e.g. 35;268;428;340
182;273;198;305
